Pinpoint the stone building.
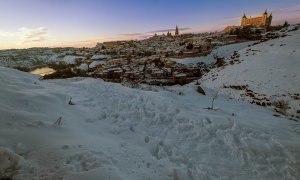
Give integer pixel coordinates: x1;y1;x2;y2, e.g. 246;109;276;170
224;26;240;33
241;10;272;27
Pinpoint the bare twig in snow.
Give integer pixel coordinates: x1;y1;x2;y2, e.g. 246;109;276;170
54;117;63;126
68;97;75;105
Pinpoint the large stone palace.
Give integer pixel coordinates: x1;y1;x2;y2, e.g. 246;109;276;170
241;10;272;26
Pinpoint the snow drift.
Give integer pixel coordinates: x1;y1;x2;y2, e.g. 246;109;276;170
0;61;300;179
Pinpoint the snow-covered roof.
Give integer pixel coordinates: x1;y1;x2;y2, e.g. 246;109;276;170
89;60;106;68
62;55;84;64
91;54;111;60
78;63;89;71
174;73;186;77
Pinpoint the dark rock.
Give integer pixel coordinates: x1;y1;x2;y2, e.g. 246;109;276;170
197;86;206;95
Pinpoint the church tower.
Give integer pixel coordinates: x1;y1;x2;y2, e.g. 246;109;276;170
262;10;268;25
262;10;272;26
175;25;179;36
267;13;273;26
241;13;247;26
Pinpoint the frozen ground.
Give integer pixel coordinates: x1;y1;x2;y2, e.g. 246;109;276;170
0;66;300;180
201;27;300;117
170;41;254;65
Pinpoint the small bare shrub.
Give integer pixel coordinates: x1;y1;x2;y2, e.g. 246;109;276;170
210;91;219;110
54;117;63;126
204;91;219;110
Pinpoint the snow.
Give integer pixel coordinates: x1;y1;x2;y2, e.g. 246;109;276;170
171;41;254;65
77;63;89;71
89;60;106;68
62;55;82;64
201;28;300;115
0;147;21;179
0;66;300;179
174;73;186;77
91;54;111;60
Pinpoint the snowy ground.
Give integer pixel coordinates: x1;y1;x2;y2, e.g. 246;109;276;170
170;41;254;65
1;66;300;180
202;28;300;117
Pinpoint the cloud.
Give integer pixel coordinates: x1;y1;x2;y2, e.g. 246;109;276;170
272;4;300;14
55;33;155;48
18;27;48;44
0;27;49;46
117;33;152;40
0;31;16;37
119;33;145;36
148;27;191;34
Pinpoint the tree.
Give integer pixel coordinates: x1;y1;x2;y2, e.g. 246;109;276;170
283;21;289;27
186;43;194;50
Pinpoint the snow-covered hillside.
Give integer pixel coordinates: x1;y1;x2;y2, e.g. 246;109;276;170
1;66;300;179
202;27;300;117
171;41;254;65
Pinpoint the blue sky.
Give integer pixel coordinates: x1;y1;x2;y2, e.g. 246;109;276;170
0;0;299;49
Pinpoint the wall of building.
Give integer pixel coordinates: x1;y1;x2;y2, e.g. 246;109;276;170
241;12;272;26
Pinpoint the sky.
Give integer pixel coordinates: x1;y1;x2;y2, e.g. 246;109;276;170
0;0;300;49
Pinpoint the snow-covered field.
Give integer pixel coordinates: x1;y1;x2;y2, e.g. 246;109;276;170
202;28;300;117
171;41;254;65
1;66;300;180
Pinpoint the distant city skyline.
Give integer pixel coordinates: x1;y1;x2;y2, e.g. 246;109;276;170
0;0;300;49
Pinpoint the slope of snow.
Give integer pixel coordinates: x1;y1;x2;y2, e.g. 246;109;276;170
0;66;300;179
171;41;254;65
201;28;300;116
